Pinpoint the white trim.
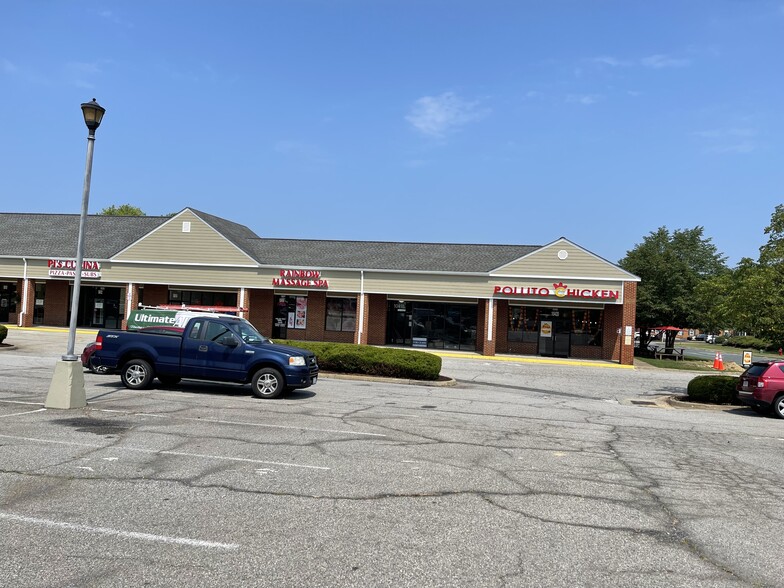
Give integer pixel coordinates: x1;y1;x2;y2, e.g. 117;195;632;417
107;259;259;268
357;271;365;344
487;298;494;342
239;287;247;319
125;283;134;319
384;295;480;304
19;258;29;326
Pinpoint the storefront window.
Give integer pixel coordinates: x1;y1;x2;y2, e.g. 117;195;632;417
388;301;476;351
508;306;603;346
508;306;539;343
325;298;356;332
168;289;237;308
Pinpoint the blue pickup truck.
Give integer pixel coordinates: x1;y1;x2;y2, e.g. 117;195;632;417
92;315;318;399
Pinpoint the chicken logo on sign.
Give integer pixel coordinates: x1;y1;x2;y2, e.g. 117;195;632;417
553;282;568;298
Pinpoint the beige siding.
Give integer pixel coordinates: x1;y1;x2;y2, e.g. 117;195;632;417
113;210;256;266
0;259;24;278
493;239;633;280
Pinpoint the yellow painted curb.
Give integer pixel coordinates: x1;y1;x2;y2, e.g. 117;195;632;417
430;351;634;369
5;325;99;335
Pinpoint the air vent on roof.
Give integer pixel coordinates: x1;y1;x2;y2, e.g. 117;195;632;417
182;222;191;233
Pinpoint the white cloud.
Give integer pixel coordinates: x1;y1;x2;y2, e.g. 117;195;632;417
566;94;601;105
641;54;691;68
590;56;631;67
406;92;489;138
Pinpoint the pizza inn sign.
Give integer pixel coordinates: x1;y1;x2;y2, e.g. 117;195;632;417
48;259;102;279
494;281;619;300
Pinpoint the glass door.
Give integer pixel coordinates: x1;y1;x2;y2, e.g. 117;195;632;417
538;310;571;357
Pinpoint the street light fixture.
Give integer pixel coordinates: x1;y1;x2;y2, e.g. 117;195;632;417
45;99;106;409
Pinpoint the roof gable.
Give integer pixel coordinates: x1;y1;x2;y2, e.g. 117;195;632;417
112;209;258;266
492;238;639;280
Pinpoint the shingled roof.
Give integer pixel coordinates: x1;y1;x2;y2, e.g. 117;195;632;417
0;210;542;273
0;213;168;259
247;239;540;273
188;208;261;260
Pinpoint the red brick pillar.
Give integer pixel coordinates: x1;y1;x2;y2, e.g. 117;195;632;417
366;294;387;345
306;291;326;342
18;278;35;327
601;281;637;365
476;299;497;356
44;280;70;327
248;289;274;337
619;281;637;366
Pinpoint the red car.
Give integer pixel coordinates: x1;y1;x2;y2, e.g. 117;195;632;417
736;360;784;418
81;326;184;374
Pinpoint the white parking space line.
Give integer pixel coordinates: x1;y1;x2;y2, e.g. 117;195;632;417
96;408;388;437
0;400;44;406
0;408;46;418
0;434;331;470
0;512;238;550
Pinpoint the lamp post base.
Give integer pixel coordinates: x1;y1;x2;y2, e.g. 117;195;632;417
46;360;87;409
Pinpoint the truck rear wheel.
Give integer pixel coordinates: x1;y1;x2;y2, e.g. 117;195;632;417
121;359;155;390
252;367;284;399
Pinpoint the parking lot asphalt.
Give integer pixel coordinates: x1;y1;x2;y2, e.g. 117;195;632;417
1;327;783;587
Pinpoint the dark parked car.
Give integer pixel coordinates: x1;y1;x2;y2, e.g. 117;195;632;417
736;360;784;418
81;326;184;373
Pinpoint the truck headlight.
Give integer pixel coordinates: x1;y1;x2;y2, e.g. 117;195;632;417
288;356;306;366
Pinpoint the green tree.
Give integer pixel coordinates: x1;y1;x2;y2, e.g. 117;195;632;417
98;204;145;216
619;226;727;349
715;206;784;345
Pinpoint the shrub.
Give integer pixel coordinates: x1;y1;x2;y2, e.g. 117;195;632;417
277;340;442;381
686;375;740;405
0;324;7;344
724;336;771;352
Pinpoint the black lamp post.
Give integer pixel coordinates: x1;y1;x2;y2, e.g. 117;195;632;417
46;99;106;409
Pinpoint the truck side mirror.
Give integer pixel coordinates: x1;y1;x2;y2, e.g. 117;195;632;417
219;334;239;348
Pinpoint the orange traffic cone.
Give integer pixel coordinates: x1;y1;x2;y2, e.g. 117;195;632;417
717;353;725;371
713;352;721;370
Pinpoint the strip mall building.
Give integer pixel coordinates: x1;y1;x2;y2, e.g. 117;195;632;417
0;209;639;364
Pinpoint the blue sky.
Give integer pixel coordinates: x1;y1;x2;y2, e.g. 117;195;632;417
2;1;782;267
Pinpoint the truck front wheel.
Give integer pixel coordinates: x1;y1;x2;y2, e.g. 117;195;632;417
252;367;284;399
121;359;155;390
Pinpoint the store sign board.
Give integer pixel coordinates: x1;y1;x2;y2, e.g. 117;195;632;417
47;258;102;279
272;269;329;288
493;281;619;300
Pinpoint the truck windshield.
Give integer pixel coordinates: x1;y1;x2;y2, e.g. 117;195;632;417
235;320;269;344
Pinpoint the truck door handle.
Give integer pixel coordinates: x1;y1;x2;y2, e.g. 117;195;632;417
199;345;208;352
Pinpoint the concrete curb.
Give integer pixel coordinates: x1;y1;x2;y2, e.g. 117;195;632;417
666;395;745;412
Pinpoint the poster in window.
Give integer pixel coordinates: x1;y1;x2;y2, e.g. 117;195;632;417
295;297;307;329
287;313;295;328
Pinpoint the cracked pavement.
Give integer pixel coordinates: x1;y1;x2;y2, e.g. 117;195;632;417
1;330;782;587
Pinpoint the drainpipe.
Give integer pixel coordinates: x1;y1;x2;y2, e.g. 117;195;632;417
19;258;29;327
357;270;365;345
